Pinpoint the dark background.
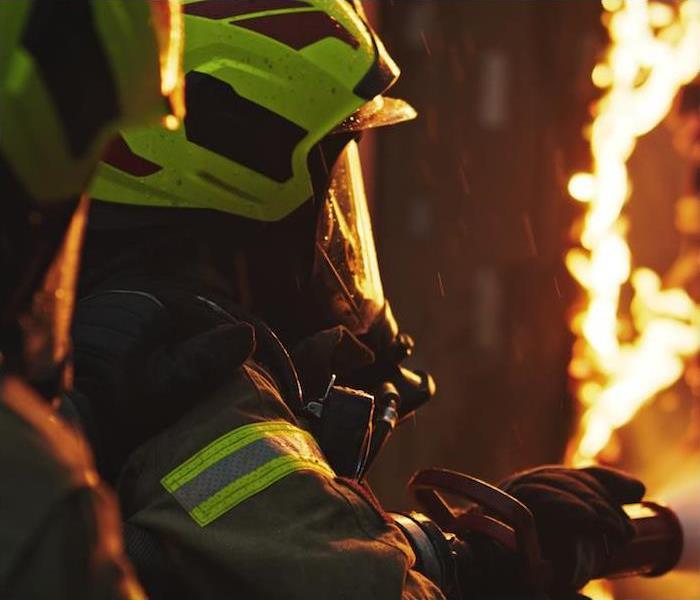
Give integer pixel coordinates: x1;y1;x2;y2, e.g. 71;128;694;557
361;3;700;598
364;0;603;509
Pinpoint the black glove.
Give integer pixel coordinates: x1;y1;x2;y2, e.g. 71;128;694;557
499;465;645;592
454;522;598;600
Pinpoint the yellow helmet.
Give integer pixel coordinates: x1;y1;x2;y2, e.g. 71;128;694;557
1;0;184;375
1;0;185;205
90;0;415;222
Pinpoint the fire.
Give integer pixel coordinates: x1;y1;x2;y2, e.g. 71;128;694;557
567;5;700;596
565;0;700;466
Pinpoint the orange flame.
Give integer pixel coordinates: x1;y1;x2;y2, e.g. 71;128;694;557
566;0;700;468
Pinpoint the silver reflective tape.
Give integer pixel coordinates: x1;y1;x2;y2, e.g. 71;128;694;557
172;437;282;512
170;430;328;513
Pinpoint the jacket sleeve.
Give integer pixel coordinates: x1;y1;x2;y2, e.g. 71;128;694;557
0;379;144;600
5;486;145;600
118;361;446;600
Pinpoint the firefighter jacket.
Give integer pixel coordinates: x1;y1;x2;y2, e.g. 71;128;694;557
0;374;144;600
71;284;446;600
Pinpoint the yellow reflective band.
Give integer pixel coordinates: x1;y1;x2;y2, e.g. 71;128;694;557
161;421;334;526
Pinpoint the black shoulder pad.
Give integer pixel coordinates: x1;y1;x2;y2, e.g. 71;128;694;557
73;290;167;366
71;290;170;481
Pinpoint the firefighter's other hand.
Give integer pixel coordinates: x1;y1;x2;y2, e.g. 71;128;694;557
499;465;645;590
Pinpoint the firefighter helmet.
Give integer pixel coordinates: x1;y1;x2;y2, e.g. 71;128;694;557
91;0;415;222
0;0;184;205
0;0;184;374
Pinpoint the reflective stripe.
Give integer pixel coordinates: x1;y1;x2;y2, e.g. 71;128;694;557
161;421;333;526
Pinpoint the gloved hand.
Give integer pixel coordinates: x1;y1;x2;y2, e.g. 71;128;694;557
452;466;643;599
499;465;645;592
454;528;596;600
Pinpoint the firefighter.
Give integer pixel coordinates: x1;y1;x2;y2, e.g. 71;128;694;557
0;1;184;597
72;1;645;598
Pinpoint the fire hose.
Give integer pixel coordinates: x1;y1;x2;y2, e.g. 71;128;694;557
391;468;683;599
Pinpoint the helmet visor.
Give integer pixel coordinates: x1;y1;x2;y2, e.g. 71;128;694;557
313;140;384;335
332;96;417;134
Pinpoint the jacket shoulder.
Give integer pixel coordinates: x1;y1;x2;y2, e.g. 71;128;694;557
0;376;98;579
